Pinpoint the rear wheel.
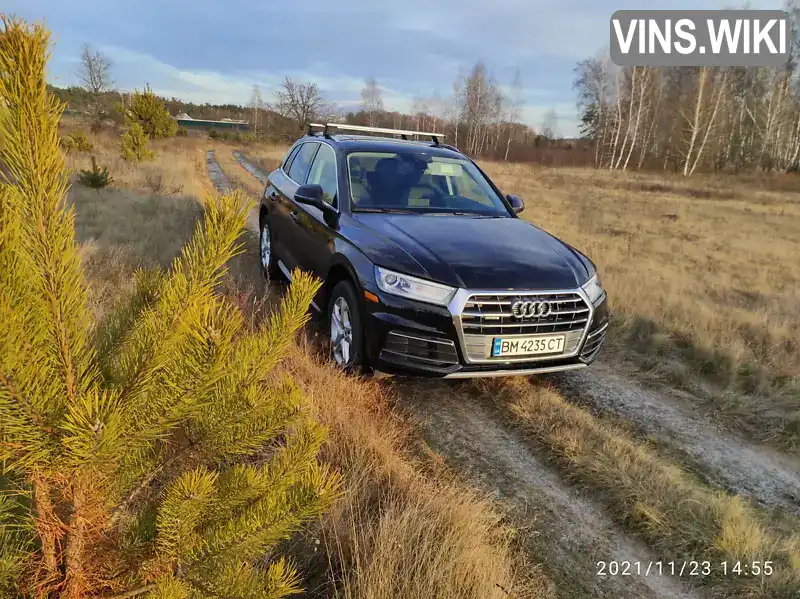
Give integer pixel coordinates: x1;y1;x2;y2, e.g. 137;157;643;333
259;217;281;281
328;281;365;371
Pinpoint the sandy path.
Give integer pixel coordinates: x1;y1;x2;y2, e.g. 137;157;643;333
396;380;703;599
550;364;800;516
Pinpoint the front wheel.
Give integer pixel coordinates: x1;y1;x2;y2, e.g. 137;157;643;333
327;281;365;371
259;218;281;281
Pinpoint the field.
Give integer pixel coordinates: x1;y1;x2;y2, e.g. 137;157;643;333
484;163;800;449
63;122;800;599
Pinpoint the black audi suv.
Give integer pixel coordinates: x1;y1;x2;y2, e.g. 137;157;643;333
258;123;609;378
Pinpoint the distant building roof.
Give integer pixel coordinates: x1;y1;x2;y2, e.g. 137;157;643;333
173;113;248;125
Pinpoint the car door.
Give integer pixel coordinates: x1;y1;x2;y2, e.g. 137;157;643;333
272;141;319;271
265;144;300;266
293;142;339;279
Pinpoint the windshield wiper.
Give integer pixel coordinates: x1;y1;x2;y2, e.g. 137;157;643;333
353;207;415;214
424;211;498;217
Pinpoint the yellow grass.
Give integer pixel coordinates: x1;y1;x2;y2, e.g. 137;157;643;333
64;127;211;199
68;132;551;599
239;143;290;175
484;162;800;448
472;376;800;599
281;340;551;599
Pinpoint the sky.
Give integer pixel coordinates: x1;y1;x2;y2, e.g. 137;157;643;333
6;0;784;137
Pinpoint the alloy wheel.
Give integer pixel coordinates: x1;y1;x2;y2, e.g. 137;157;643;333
330;296;353;366
260;222;271;271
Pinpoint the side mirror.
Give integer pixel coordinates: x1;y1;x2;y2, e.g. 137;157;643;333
507;194;525;214
294;184;325;209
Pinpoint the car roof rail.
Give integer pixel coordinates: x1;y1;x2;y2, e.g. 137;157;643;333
307;122;444;145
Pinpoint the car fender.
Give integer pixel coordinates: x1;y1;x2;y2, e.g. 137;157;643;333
325;244;375;296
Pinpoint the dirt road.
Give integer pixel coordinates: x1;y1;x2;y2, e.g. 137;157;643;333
552;365;800;516
395;378;701;599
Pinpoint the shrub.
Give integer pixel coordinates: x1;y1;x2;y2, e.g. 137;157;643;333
144;172;184;196
0;16;337;598
176;125;188;136
61;129;94;153
124;84;178;139
209;127;222;139
121;121;155;161
77;155;113;188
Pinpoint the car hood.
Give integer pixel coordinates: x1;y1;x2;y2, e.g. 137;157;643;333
351;213;591;290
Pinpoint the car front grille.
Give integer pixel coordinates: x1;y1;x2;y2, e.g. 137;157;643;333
461;292;590;336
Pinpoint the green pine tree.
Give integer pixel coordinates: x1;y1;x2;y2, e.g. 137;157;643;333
124;84;178;139
0;16;337;599
121;121;155;161
77;156;113;188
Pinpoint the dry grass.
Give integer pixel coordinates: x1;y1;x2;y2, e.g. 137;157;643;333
238;143;289;175
63;125;210;321
68;131;551;599
63;126;211;200
470;376;800;599
484;162;800;449
279;340;551;599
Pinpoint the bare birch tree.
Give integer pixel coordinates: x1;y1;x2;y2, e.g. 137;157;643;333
504;69;523;160
77;44;113;94
360;76;384;127
250;85;263;137
274;77;325;132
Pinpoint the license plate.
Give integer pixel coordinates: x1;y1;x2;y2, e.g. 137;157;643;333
491;335;566;357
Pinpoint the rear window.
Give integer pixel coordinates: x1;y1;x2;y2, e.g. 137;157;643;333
282;145;301;171
346;150;509;216
287;143;318;183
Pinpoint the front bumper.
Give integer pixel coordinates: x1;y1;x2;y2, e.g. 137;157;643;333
361;283;610;379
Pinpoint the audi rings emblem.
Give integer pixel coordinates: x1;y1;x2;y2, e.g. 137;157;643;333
511;300;552;319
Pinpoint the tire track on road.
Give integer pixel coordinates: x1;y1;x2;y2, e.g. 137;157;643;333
550;364;800;517
205;150;232;192
397;380;703;599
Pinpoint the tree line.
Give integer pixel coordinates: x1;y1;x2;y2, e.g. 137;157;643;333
255;64;571;162
67;44;579;163
574;5;800;174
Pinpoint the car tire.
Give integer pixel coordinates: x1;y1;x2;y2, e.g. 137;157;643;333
259;216;282;281
327;280;365;372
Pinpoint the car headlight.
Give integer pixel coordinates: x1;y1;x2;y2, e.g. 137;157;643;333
582;273;605;306
375;266;456;307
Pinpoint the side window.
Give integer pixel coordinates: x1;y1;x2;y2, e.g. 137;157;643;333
282;145;301;172
452;172;495;207
287;143;318;184
306;144;338;207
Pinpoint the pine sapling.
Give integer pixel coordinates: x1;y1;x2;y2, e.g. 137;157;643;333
121;121;155;161
123;84;178;139
76;155;112;189
0;15;338;599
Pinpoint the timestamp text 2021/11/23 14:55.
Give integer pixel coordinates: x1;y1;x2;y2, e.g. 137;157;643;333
596;560;775;577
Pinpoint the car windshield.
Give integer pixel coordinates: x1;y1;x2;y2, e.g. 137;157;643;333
347;150;511;216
